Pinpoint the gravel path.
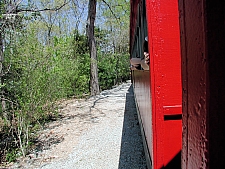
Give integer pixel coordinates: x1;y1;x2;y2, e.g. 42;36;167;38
11;81;147;169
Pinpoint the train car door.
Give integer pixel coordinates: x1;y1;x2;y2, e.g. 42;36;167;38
145;0;182;168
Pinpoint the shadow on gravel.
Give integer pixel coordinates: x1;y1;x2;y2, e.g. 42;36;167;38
118;85;147;169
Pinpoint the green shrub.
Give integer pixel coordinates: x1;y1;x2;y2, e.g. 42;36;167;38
98;52;130;90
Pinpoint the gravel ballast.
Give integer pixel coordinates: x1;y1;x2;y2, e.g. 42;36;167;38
12;81;147;169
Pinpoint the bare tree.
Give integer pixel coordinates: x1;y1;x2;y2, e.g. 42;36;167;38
0;29;6;116
86;0;99;96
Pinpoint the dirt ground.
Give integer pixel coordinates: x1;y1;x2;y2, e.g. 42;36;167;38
5;81;147;169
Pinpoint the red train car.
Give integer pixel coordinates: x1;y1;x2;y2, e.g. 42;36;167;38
130;0;182;168
130;0;225;169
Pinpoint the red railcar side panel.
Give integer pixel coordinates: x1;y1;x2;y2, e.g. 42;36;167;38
145;0;182;168
179;0;225;168
179;0;207;168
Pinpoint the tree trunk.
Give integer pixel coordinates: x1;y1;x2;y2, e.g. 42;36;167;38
0;31;6;116
87;0;100;96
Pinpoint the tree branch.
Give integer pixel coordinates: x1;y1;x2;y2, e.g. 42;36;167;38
110;4;129;14
101;0;120;23
13;0;70;14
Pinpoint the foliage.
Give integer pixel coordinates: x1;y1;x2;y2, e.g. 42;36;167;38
98;0;130;54
98;52;130;90
0;27;91;162
0;0;130;163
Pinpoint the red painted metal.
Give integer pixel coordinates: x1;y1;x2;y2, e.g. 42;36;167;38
145;0;182;168
179;0;225;168
130;0;182;168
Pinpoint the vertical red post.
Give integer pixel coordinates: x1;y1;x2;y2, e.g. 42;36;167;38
145;0;182;168
179;0;225;168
